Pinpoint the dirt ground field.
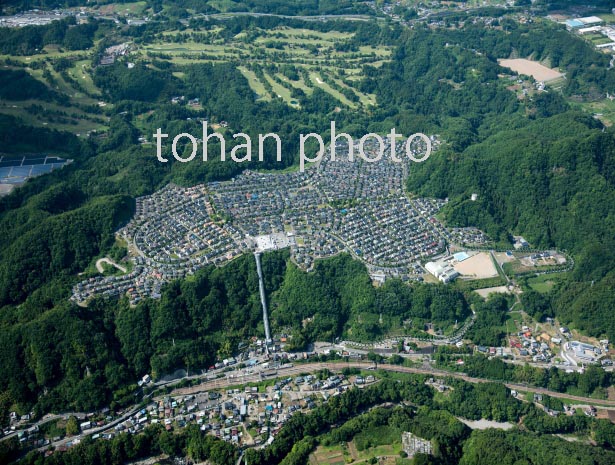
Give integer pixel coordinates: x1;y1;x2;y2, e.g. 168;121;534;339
494;251;515;263
458;418;515;430
310;446;345;465
310;442;399;465
453;252;499;279
475;286;511;298
498;58;564;82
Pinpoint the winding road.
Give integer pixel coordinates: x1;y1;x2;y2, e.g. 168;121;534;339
95;258;127;274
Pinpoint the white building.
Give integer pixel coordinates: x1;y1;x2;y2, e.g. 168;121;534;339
425;261;459;283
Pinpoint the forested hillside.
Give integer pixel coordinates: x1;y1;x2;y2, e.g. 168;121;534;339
1;0;372;16
405;111;615;340
368;25;615;342
0;17;101;55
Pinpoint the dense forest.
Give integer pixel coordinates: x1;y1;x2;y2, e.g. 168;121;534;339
1;0;373;16
0;17;102;55
0;247;469;422
367;24;615;342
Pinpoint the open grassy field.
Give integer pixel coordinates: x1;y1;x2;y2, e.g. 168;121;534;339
575;98;615;127
0;53;106;133
237;66;272;101
526;273;568;293
330;76;376;106
0;98;106;134
0;21;389;134
528;278;556;293
263;71;299;107
0;34;107;131
276;73;314;95
309;71;357;108
65;59;102;98
598;13;615;23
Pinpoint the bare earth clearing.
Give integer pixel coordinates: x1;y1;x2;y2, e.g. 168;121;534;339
475;285;511;298
498;58;564;81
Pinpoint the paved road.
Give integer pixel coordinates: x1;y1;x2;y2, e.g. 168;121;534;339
27;406;142;453
193;12;376;22
9;359;614;452
165;361;615;408
95;258;127;273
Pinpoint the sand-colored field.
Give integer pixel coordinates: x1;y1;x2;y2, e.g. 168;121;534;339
453;252;499;279
498;58;563;82
458;418;515;430
475;286;510;298
494;251;515;263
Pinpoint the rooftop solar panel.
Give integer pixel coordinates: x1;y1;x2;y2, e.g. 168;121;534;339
31;165;53;175
0;160;23;168
3;177;26;184
12;167;32;177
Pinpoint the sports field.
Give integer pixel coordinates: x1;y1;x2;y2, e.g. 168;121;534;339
453;252;499;279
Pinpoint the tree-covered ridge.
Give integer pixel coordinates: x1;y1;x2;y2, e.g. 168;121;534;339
445;19;615;99
0;17;100;55
273;256;469;344
405;112;615;339
0;114;82;155
0;247;471;421
0;195;132;304
0;69;59;101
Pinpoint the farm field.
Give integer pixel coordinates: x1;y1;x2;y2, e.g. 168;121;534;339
309;440;402;465
575;97;615;126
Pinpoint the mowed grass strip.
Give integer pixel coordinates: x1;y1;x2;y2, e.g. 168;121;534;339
237;66;272;101
330;75;375;106
275;73;314;95
262;71;298;106
308;71;356;108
